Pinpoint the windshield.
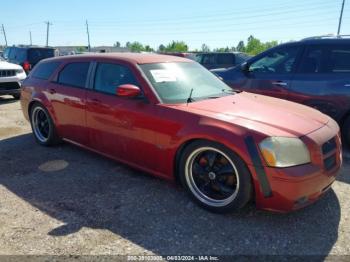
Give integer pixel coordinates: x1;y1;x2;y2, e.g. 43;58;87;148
140;62;233;104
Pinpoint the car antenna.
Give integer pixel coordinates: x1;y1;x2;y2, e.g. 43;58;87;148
187;88;194;106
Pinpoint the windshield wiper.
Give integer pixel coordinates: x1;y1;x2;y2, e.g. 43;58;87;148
186;88;195;105
222;88;242;94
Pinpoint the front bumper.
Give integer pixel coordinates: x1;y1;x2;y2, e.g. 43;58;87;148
0;82;21;95
249;120;342;212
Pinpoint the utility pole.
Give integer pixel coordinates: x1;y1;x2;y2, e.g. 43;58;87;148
45;21;52;47
1;24;8;47
337;0;345;36
29;31;32;46
86;20;91;52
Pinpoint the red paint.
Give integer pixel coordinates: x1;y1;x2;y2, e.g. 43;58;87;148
116;84;141;98
20;53;342;213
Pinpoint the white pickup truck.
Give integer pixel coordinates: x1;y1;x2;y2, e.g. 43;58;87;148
0;57;27;99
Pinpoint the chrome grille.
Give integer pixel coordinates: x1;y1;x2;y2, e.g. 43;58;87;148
0;70;16;78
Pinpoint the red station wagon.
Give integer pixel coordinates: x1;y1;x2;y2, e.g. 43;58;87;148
20;53;342;213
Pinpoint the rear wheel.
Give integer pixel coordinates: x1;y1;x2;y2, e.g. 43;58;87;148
30;103;61;146
179;140;252;213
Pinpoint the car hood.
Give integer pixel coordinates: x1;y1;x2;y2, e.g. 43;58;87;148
170;92;329;137
0;61;22;70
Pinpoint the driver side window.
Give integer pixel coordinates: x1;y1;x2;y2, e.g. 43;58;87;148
249;46;299;74
94;63;138;95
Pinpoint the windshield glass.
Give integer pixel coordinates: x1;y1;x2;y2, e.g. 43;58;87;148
140;62;233;104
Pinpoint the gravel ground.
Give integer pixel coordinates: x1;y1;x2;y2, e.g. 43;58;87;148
0;96;349;259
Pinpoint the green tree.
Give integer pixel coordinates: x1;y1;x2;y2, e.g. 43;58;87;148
127;41;145;52
201;43;210;52
244;36;278;55
114;41;121;48
236;41;245;52
76;46;87;52
144;45;154;52
164;41;188;52
158;44;166;52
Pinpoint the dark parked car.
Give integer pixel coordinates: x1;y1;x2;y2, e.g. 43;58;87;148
4;46;57;74
212;36;350;145
196;52;251;70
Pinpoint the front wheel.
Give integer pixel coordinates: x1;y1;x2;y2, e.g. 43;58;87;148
30;103;61;146
179;140;252;213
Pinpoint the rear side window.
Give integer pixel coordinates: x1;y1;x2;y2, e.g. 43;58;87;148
28;49;55;64
58;62;90;88
217;54;234;65
8;48;17;60
32;62;61;80
298;47;323;73
202;54;215;65
15;49;27;62
328;47;350;73
94;63;138;95
298;45;350;74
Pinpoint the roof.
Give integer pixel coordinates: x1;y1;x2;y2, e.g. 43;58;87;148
46;52;193;64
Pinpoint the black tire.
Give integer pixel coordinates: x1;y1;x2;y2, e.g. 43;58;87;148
179;140;252;213
30;103;61;146
12;94;20;100
342;116;350;147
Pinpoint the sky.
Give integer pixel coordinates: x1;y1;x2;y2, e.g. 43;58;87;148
1;0;349;50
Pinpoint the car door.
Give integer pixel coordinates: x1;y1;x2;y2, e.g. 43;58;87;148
85;61;159;170
48;61;90;145
233;45;302;100
290;43;350;121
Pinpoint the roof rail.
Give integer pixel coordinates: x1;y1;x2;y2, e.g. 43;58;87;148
302;34;350;40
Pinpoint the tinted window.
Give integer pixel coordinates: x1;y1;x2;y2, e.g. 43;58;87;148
8;48;17;60
202;54;215;65
32;62;61;80
58;62;90;88
328;47;350;73
298;47;323;73
217;54;234;65
94;63;138;94
250;46;299;73
28;48;55;64
15;49;27;62
3;47;12;59
235;53;251;65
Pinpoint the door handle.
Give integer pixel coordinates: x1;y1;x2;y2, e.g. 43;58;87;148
48;88;56;94
272;81;288;87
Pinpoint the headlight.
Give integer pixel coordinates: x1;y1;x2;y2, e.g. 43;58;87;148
16;69;24;74
259;137;311;167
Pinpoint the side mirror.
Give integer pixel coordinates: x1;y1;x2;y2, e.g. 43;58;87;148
240;62;250;74
116;84;141;98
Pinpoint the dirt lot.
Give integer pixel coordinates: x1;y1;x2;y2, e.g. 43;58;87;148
0;95;350;258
